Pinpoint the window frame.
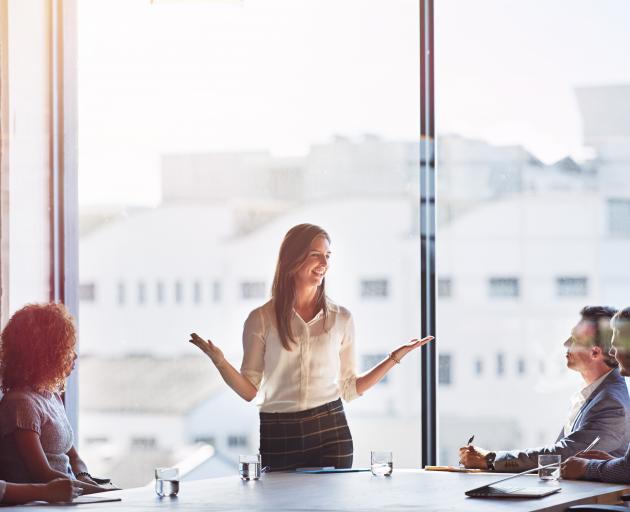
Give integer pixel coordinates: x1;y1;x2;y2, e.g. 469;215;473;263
420;0;437;467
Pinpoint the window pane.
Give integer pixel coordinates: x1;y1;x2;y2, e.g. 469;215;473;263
79;283;96;302
488;277;519;298
3;3;53;313
437;278;452;298
240;281;266;300
438;354;452;386
78;0;421;486
609;199;630;237
436;0;630;465
360;279;389;298
156;281;165;303
556;277;588;297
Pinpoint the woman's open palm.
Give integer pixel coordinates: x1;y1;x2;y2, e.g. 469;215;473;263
189;333;224;365
394;336;434;360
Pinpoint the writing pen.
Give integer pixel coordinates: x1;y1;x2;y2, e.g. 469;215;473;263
459;434;475;467
561;435;601;467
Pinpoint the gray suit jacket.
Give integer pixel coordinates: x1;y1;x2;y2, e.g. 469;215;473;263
494;369;630;472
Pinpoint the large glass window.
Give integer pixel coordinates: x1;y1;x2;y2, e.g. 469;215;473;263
436;0;630;465
1;3;54;316
78;0;421;486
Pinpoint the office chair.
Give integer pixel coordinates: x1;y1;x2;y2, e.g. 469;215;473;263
567;494;630;511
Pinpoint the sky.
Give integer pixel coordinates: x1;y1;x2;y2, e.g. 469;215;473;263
77;0;630;207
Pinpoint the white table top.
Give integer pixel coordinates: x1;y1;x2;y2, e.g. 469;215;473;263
8;469;630;511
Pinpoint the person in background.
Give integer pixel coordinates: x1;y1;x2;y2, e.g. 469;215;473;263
0;303;116;494
190;223;434;471
460;306;630;472
0;478;79;505
563;307;630;482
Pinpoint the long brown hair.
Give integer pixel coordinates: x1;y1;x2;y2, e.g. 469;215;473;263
272;224;330;350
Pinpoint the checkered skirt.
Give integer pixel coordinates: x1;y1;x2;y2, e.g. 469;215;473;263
259;398;354;471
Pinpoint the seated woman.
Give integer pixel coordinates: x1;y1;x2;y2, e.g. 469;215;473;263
0;478;79;505
0;303;114;494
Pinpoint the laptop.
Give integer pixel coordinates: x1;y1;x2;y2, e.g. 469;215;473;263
465;469;562;499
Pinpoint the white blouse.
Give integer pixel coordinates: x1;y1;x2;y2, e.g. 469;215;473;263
240;299;360;413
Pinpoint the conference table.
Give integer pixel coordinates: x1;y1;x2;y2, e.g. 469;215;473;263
7;469;630;511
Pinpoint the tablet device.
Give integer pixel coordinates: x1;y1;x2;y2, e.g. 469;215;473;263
466;468;561;499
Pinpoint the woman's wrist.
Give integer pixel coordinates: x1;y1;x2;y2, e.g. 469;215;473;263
213;356;227;369
388;351;401;365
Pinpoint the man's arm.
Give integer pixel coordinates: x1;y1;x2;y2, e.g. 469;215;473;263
494;401;626;472
582;445;630;483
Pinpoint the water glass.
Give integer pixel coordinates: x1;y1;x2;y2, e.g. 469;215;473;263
239;454;262;480
371;450;393;476
538;455;561;481
155;467;180;497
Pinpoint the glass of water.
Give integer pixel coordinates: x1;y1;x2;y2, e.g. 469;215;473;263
239;454;262;480
538;455;561;481
155;467;180;497
371;450;393;476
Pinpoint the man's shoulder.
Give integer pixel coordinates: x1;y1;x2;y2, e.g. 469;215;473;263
590;370;630;406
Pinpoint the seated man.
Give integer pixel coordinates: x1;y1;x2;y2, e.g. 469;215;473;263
564;307;630;482
460;306;630;472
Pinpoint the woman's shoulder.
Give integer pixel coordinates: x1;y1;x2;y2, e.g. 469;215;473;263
247;299;273;318
0;389;53;413
244;300;273;329
326;299;352;320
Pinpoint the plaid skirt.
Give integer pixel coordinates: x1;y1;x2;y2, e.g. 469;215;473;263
259;398;354;471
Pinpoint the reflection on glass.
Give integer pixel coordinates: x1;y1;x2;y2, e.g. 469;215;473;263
436;0;630;466
78;0;421;487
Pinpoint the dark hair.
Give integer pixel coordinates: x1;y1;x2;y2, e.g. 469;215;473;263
0;303;77;393
271;224;330;350
612;307;630;332
580;305;618;368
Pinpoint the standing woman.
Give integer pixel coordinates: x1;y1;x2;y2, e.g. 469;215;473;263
190;223;433;471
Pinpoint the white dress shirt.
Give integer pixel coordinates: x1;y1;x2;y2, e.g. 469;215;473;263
240;299;360;413
563;369;613;436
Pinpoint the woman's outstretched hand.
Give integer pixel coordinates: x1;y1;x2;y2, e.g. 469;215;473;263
391;336;434;362
189;333;225;366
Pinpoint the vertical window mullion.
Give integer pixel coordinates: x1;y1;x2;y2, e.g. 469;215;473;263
420;0;437;468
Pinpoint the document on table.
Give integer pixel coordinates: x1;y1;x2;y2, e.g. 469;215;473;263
30;496;123;506
296;467;371;474
424;466;484;473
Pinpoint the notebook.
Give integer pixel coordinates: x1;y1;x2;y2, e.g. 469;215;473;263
50;496;123;506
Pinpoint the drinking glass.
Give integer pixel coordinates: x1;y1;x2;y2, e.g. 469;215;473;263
155;467;180;497
239;454;262;480
370;450;393;476
538;455;561;481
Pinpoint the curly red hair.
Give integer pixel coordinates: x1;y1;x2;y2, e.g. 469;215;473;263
0;302;77;393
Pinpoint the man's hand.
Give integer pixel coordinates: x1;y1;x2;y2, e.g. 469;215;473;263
458;445;490;470
76;473;99;486
562;457;589;480
578;450;614;461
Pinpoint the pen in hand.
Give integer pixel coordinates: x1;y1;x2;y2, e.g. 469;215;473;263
459;434;475;467
561;435;600;467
